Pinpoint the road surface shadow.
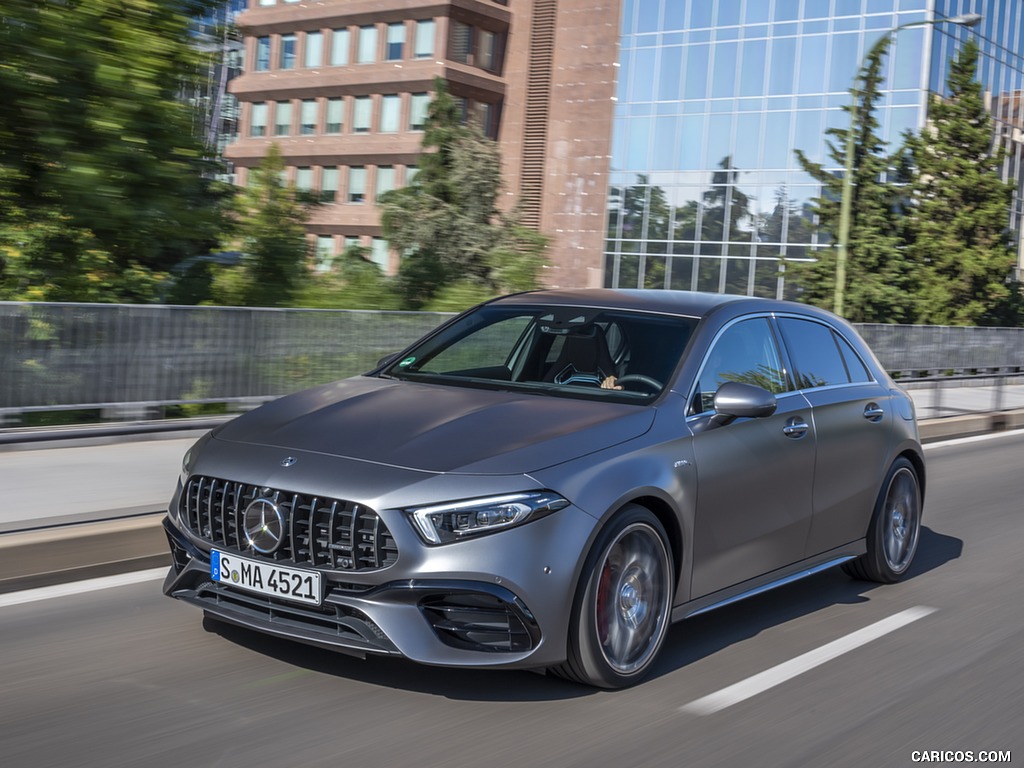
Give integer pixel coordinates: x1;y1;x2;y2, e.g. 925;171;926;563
204;526;961;700
649;526;962;681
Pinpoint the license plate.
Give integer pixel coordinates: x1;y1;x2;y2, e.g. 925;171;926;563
211;550;322;607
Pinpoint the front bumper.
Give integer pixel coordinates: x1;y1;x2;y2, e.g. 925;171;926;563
162;501;593;668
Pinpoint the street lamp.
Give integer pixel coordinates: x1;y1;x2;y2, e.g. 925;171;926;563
832;12;982;317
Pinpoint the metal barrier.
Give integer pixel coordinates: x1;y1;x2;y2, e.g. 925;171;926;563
1;302;1022;419
0;303;449;417
856;324;1024;377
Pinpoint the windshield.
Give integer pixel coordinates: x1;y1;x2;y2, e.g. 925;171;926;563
382;304;697;403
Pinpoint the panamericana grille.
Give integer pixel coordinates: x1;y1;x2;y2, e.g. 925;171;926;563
181;476;398;572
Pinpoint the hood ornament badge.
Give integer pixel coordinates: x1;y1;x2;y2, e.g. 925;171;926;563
280;456;297;467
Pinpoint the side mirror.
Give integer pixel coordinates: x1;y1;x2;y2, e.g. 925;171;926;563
711;381;777;426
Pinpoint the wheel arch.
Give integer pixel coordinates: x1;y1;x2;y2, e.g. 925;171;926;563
898;447;926;501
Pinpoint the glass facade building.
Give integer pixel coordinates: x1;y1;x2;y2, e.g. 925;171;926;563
604;0;1024;295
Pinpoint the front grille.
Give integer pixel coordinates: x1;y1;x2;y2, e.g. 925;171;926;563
181;475;398;572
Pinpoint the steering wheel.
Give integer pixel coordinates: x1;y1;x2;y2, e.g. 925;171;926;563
614;374;663;392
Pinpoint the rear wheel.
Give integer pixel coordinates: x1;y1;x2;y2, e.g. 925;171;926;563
843;457;922;583
553;505;673;688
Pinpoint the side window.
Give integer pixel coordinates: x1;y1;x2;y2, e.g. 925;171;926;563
836;333;872;383
779;318;869;389
690;318;787;415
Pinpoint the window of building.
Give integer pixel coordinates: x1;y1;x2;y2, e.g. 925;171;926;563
380;94;400;133
274;101;291;136
354;96;372;132
315;236;335;272
255;37;271;71
410;93;429;130
305;31;323;68
414;20;435;58
478;29;496;71
250;102;268;137
450;21;472;64
386;22;405;61
370;238;390;270
344;236;361;254
296;166;313;192
331;28;349;66
321;167;338;203
405;165;419;185
357;25;377;63
376;166;395;197
325;98;343;134
258;0;274;5
300;99;317;135
349;167;366;202
280;34;297;69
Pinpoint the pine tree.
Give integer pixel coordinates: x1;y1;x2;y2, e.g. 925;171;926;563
379;79;547;309
794;46;911;322
901;39;1016;325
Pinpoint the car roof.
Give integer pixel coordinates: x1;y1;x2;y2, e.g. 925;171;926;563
488;289;794;320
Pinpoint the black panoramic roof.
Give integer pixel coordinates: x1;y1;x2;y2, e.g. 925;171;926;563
491;288;770;318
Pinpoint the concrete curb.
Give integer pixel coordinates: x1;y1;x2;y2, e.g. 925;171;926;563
0;515;169;595
3;410;1024;595
918;409;1024;442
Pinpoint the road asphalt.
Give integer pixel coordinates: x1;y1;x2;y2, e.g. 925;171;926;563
1;389;1022;592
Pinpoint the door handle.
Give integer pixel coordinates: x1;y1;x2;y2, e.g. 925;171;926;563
863;403;884;422
783;418;809;438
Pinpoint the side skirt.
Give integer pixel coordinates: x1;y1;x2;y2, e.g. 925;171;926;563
671;542;866;623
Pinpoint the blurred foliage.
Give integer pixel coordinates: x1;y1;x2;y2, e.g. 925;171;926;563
208;145;311;307
380;79;548;310
0;0;231;300
296;247;402;310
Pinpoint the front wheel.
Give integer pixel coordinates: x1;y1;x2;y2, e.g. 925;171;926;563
553;505;674;688
843;457;922;583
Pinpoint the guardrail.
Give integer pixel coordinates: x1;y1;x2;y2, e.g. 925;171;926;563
0;302;449;420
1;302;1022;422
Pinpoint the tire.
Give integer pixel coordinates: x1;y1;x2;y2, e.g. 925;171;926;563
842;457;922;583
552;504;674;688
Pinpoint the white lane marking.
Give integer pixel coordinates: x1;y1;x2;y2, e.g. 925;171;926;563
0;567;167;609
681;605;937;716
925;428;1024;450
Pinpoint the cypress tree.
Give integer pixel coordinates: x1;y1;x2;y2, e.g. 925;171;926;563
901;39;1016;325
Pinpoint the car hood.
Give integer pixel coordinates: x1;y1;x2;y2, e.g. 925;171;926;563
213;376;655;475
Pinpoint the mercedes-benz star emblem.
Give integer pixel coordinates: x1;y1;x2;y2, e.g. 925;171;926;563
242;498;286;554
280;456;297;467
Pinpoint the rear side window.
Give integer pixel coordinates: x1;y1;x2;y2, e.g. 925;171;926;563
778;318;872;389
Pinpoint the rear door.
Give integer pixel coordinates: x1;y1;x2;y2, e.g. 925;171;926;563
775;316;895;554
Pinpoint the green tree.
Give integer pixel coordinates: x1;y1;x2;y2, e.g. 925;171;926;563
900;40;1017;325
211;145;310;307
794;46;911;322
379;79;547;308
0;0;229;300
296;246;402;310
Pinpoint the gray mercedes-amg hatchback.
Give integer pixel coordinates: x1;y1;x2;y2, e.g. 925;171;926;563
163;289;924;688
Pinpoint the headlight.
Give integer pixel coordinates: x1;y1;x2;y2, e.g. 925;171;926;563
406;492;570;545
